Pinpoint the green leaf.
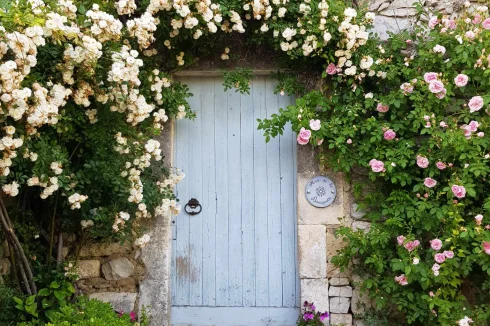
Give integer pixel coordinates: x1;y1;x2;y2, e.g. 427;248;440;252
25;295;36;306
37;288;51;297
13;297;23;305
54;290;66;301
50;281;60;289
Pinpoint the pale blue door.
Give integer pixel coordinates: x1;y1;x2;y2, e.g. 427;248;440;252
171;76;299;326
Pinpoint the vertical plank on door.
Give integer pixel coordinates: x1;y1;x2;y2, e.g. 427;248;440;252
228;90;243;306
215;78;230;307
279;94;297;308
265;79;283;307
188;77;203;306
241;84;256;307
174;76;190;306
253;77;269;307
201;77;217;307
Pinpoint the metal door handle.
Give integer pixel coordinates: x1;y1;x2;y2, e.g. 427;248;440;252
184;198;202;215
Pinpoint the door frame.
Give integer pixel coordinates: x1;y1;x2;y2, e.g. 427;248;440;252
139;70;300;326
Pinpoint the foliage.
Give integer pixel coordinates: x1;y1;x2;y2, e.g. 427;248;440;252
296;301;328;326
222;68;253;94
0;0;375;298
14;270;76;322
260;2;490;325
18;296;146;326
0;285;22;325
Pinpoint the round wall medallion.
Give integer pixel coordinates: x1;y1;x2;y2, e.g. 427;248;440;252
305;176;337;208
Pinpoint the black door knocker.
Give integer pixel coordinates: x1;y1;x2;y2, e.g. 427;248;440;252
184;198;202;216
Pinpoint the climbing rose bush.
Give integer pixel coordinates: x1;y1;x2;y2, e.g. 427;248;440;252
260;2;490;325
0;0;374;296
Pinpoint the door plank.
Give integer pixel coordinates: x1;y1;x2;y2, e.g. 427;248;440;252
241;84;256;307
201;77;217;307
228;89;243;306
171;307;299;326
188;77;204;306
265;79;283;307
253;77;269;307
279;93;298;308
174;78;191;306
214;78;230;306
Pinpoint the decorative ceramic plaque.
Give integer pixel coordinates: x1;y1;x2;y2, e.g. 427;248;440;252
305;176;336;208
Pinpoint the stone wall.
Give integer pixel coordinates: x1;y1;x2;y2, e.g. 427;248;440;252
297;145;376;326
370;0;484;39
71;240;145;314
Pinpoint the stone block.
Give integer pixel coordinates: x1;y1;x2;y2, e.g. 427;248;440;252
102;257;134;280
330;297;350;313
326;230;347;271
298;173;345;225
89;292;137;313
0;258;10;275
352;221;371;233
80;242;131;257
301;279;329;313
371;16;411;40
331;313;353;326
351;287;373;315
78;260;101;279
329;277;350;286
298;225;327;278
329;286;353;297
350;203;366;220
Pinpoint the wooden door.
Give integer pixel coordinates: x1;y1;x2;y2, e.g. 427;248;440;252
171;76;299;326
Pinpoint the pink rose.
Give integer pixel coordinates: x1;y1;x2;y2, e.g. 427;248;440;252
369;159;385;173
424;72;438;83
454;74;469;87
477;132;484;137
483;241;490;255
436;161;446;170
462;125;473;139
424;177;437;188
430;239;443;251
468;120;479;132
397;235;406;246
428;80;445;94
309;119;321;131
473;14;482;24
394;274;408;286
297;127;311;145
475;214;483;225
429;291;434;297
384;129;396;140
443;250;454;259
428;16;439;29
465;31;476;39
400;82;414;95
416;156;429;168
433;44;446;54
440;121;448;128
435;253;446;264
326;63;337;75
346;139;352;144
317;139;324;146
468;96;484;112
376;103;389;113
432;263;440;276
445;19;456;30
404;240;420;252
451;185;466;198
435;88;447;99
482;18;490;30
